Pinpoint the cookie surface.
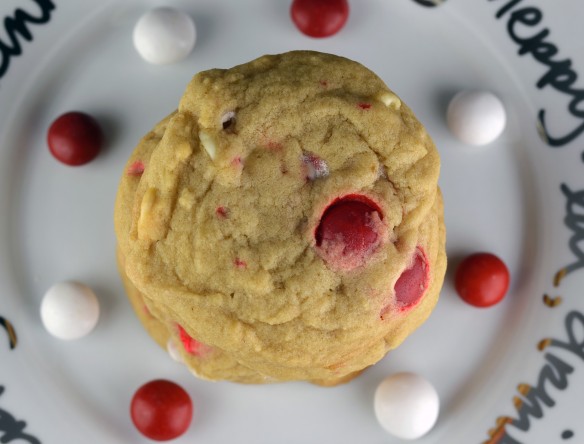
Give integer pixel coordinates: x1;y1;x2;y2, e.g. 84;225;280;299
114;51;446;385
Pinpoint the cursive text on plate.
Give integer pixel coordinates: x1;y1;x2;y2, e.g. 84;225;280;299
489;0;584;147
0;0;55;82
485;311;584;443
0;386;41;444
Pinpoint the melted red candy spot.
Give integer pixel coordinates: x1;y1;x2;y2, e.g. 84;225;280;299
315;194;384;271
234;258;247;269
290;0;349;38
215;206;229;219
394;248;430;310
130;379;193;441
127;160;145;176
358;103;372;110
47;111;102;166
178;325;209;356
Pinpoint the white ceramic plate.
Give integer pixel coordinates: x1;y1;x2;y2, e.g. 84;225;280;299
2;0;584;443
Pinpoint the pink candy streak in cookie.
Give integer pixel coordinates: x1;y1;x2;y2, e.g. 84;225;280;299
234;258;247;269
315;194;385;271
127;160;145;176
302;152;329;180
178;325;211;356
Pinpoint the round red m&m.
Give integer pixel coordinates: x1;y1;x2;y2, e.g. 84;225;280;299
455;252;510;307
130;379;193;441
290;0;349;38
315;194;384;271
47;111;102;166
394;248;430;309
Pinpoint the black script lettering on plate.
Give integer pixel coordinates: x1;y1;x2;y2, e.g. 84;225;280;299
411;0;446;7
490;0;584;146
485;311;584;443
0;386;41;444
0;0;55;81
559;184;584;280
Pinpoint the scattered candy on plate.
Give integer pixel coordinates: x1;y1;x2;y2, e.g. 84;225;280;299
47;111;102;166
130;379;193;441
40;281;100;340
290;0;349;38
133;7;197;65
446;90;506;146
34;3;521;440
454;252;510;307
374;372;440;440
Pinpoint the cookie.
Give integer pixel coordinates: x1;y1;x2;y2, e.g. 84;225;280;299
114;51;446;385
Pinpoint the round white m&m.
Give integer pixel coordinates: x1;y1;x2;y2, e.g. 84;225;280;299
447;90;506;145
133;7;196;65
374;372;439;440
40;281;100;340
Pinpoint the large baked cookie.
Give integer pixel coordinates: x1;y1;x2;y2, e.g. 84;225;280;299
114;51;446;385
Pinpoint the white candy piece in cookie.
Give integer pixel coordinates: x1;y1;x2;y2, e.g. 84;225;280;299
167;338;184;363
133;7;196;65
447;90;506;145
40;281;100;340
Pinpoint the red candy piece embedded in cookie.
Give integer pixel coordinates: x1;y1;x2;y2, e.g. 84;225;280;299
178;325;210;356
47;111;103;166
394;248;430;309
290;0;349;38
380;248;430;318
455;252;510;307
315;194;384;271
130;379;193;441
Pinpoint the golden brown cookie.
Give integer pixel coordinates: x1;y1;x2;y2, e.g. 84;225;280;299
114;51;446;385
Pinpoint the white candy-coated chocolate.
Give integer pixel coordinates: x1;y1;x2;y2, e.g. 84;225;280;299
447;90;506;145
133;7;196;65
167;338;184;363
199;130;217;159
374;372;439;440
40;281;100;340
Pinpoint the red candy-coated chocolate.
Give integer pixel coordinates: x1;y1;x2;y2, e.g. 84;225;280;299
394;248;430;309
130;379;193;441
315;194;383;271
47;111;102;166
455;252;510;308
290;0;349;38
380;247;430;318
